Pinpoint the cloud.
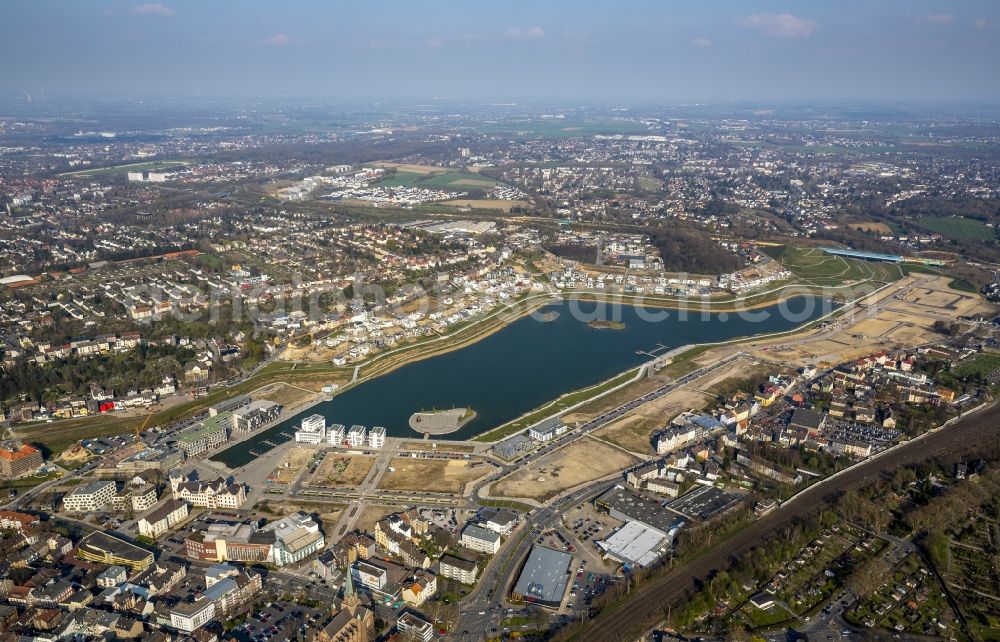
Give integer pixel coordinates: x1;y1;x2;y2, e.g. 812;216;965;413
741;14;818;38
974;17;988;31
129;3;173;16
503;27;545;40
690;37;712;48
426;36;446;49
916;13;955;25
259;33;292;46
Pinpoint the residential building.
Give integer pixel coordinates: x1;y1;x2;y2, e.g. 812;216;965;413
460;524;500;555
137;499;190;539
401;570;436;607
175;415;229;458
439;555;478;585
326;423;345;446
232;400;282;433
0;441;43;478
347;425;367;448
396;611;433;642
96;566;128;589
295;414;326;444
62;480;116;513
368;426;386;449
0;511;40;531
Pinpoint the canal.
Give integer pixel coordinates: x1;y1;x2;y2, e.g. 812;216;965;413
212;297;836;467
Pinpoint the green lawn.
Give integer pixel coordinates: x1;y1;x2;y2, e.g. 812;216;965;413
374;169;499;191
61;159;191;177
775;246;901;287
953;353;1000;379
916;216;997;240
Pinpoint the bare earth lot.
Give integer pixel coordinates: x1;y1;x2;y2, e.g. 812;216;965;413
378;458;491;494
272;447;315;484
307;453;375;488
758;275;994;367
252;382;321;408
491;437;640;503
592;388;712;454
440;198;530;212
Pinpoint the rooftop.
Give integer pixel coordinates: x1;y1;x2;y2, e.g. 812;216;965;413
512;545;573;606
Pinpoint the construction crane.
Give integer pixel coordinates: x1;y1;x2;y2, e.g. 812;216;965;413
134;409;156;445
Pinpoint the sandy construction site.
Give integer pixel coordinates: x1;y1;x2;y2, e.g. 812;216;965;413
755;275;994;367
377;458;493;494
490;436;640;503
306;452;376;488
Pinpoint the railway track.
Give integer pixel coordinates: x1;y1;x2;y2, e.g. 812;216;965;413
577;403;1000;642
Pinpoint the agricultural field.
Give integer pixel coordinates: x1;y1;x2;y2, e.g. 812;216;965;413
377;458;492;494
916;216;997;240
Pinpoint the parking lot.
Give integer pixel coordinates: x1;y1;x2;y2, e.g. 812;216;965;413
230;603;327;642
562;502;623;567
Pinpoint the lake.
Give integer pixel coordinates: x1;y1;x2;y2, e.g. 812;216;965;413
212;297;835;467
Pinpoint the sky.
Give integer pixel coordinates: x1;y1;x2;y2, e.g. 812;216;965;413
2;0;999;104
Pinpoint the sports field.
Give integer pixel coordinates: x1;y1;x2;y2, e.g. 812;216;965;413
916;216;997;240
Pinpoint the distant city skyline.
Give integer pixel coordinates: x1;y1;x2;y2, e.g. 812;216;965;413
2;0;999;103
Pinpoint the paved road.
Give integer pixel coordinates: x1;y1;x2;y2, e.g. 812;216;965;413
575;402;1000;642
455;480;617;639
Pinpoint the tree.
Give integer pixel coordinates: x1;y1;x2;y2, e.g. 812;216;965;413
847;558;889;598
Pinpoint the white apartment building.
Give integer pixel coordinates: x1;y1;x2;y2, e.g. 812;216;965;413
294;414;326;444
396;612;434;642
170;600;215;633
368;426;386;449
326;423;345;446
439;555;479;585
137;499;190;539
347;425;367;448
62;480;116;513
460;524;500;555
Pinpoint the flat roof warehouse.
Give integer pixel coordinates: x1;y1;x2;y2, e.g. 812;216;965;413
511;545;573;609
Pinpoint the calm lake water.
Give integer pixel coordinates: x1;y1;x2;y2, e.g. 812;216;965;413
212;298;835;467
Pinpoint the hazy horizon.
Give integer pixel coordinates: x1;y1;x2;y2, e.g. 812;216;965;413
2;0;999;104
